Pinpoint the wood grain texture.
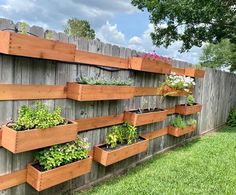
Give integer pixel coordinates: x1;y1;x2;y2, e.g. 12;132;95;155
93;137;148;166
1;121;78;153
0;169;27;190
142;127;168;140
168;125;196;137
27;156;92;191
0;129;2;147
175;104;202;115
0;84;66;100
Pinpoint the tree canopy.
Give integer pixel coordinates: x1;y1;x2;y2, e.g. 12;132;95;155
131;0;236;51
64;18;95;40
200;39;236;72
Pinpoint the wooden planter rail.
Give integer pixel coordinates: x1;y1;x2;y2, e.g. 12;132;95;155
0;31;205;78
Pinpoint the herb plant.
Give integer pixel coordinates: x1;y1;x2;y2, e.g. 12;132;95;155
34;137;89;171
171;116;197;129
186;95;195;106
76;76;133;86
12;102;65;131
105;122;138;149
227;109;236;127
20;22;28;34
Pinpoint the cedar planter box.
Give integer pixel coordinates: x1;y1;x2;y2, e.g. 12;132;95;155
171;67;185;76
124;108;168;126
67;82;134;101
0;31;76;62
168;125;196;137
93;136;148;166
1;120;78;153
161;85;192;96
129;57;171;74
175;104;202;115
27;156;92;191
184;68;195;77
195;69;205;78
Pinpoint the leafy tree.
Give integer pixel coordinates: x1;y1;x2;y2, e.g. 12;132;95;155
64;18;95;39
131;0;236;51
200;39;236;72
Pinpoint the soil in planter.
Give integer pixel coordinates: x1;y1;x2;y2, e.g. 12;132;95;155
129;108;164;114
179;103;198;106
100;137;145;152
32;156;90;172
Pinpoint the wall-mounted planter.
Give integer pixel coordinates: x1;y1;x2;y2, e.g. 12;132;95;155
161;85;192;96
168;125;196;137
175;104;202;115
124;108;168;126
27;156;92;191
129;57;171;74
195;69;205;78
93;136;148;166
184;68;195;77
67;82;134;101
1;120;78;153
171;67;185;75
0;31;76;62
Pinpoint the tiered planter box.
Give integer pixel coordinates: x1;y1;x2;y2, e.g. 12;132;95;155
1;120;78;153
27;156;92;191
124;108;168;126
0;31;76;62
67;82;134;101
184;68;195;77
171;67;185;75
161;85;192;96
93;136;148;166
195;69;205;78
129;57;171;74
168;125;196;137
175;104;202;115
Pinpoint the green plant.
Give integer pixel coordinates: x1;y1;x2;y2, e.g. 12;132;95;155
105;122;138;149
12;102;65;131
170;116;187;128
76;76;133;86
20;22;28;34
186;118;197;126
45;31;53;40
227;109;236;127
196;64;202;70
34;137;89;171
186;95;195;106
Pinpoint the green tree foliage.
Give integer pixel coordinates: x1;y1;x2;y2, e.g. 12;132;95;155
64;18;95;39
131;0;236;51
200;39;236;72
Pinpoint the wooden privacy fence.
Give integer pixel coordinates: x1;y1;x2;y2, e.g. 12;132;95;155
0;18;236;195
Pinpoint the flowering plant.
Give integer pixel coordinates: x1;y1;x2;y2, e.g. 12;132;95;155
142;51;171;63
163;74;195;91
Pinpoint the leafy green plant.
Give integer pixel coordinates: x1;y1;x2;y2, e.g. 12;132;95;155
76;76;133;86
20;22;28;34
12;102;65;131
45;31;53;40
105;122;138;149
196;64;202;70
227;109;236;127
186;118;197;126
186;95;195;106
34;137;89;171
170;116;187;128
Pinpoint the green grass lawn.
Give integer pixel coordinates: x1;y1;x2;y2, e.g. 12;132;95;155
82;126;236;195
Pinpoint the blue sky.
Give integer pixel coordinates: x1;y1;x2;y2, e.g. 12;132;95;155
0;0;202;64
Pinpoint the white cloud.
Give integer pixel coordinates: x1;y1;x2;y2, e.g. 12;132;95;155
128;24;202;64
97;21;125;45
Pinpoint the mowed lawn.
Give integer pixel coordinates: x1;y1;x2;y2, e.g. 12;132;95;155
82;126;236;195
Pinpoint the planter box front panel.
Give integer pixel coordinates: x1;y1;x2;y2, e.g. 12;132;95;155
67;82;134;101
168;125;196;137
93;137;148;166
129;57;171;74
175;104;202;115
27;156;92;191
184;68;195;77
195;69;205;78
124;109;168;126
0;31;76;62
162;85;192;97
1;121;78;153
